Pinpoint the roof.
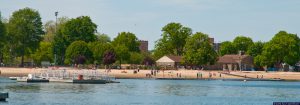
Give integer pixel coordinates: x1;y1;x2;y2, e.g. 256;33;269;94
166;55;182;62
156;55;182;63
218;54;253;65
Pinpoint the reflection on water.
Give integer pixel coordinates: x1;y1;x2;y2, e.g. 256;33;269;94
5;84;41;93
0;80;300;105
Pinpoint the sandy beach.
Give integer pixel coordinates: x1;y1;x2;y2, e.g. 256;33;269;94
1;67;300;81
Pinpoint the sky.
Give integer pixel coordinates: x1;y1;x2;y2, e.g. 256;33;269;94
0;0;300;50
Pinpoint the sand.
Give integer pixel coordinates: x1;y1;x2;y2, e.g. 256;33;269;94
1;67;300;80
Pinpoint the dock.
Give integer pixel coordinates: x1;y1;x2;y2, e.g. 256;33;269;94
15;69;120;84
222;78;284;81
0;92;8;101
17;78;49;83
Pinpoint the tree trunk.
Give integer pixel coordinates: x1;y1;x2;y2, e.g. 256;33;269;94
0;53;3;67
21;55;24;67
119;59;122;69
21;38;25;67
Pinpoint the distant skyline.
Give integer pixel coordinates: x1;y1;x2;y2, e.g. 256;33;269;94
1;0;300;50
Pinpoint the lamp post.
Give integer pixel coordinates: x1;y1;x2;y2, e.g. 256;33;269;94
54;11;58;66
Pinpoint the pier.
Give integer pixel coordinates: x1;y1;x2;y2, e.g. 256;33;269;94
16;69;119;84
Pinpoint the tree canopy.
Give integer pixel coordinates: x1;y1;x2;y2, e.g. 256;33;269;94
219;41;236;56
0;12;7;64
88;42;113;64
43;17;69;42
183;32;218;66
112;32;140;52
65;41;92;65
233;36;253;52
256;31;300;67
62;16;97;43
114;45;130;65
7;7;44;66
31;42;53;65
153;22;192;59
247;41;264;57
129;52;144;64
96;33;111;43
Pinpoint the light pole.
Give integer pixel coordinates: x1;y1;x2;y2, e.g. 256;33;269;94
54;11;58;66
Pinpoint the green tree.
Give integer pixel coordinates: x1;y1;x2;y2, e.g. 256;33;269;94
233;36;253;52
31;42;53;65
88;42;113;64
43;17;69;42
114;45;130;66
258;31;300;68
112;32;140;52
8;8;44;66
52;29;68;65
219;41;236;56
96;33;111;43
52;16;97;65
129;52;144;64
154;22;192;58
247;41;264;57
65;41;92;65
142;55;155;66
183;32;218;67
0;12;7;65
62;16;97;43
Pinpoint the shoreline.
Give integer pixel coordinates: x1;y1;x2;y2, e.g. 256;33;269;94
1;67;300;81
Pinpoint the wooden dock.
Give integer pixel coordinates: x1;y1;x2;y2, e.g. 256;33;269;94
0;92;8;101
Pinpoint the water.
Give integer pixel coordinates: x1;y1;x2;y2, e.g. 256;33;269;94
1;79;300;105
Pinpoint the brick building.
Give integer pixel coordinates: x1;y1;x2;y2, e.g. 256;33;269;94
139;40;148;52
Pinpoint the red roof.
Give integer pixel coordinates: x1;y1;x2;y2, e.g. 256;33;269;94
166;55;182;62
218;54;253;65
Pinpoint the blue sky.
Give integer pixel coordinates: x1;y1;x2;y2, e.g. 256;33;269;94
1;0;300;50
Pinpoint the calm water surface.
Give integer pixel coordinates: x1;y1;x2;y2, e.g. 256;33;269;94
0;79;300;105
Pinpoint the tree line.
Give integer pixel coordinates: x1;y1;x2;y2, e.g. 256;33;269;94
0;8;154;68
1;7;299;70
